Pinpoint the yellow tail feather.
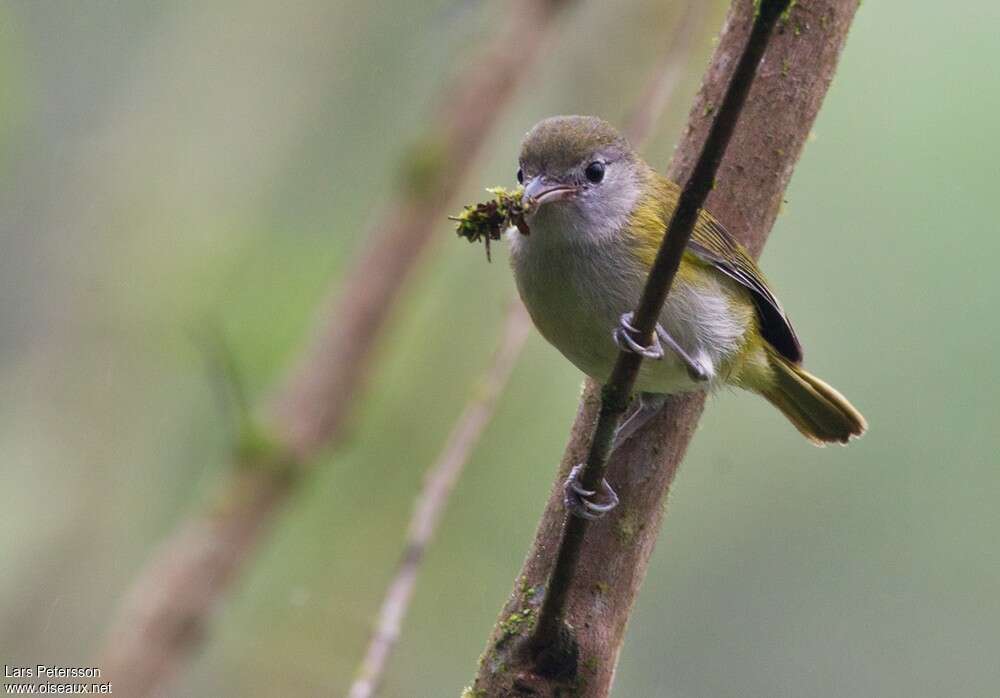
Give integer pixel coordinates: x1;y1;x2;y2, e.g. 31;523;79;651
756;349;867;445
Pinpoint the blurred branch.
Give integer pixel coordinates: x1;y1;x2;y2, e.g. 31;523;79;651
470;1;861;696
271;0;569;458
345;10;705;690
623;0;703;147
194;323;252;446
347;303;531;698
98;2;572;695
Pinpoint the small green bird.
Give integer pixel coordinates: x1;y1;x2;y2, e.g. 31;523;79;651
508;116;866;518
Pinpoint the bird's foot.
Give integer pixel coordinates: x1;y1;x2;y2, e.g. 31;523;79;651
563;464;619;520
612;312;664;359
612;312;709;382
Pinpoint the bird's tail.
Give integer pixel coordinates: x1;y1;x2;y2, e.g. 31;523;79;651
755;348;867;445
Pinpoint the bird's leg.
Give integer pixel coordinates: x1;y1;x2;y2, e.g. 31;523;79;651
565;314;709;521
656;325;710;382
563;392;667;520
613;312;710;382
612;391;668;452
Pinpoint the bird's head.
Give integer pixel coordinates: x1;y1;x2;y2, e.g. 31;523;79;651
517;116;647;240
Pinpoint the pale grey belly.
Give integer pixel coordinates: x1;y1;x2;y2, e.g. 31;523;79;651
511;239;739;395
521;279;711;394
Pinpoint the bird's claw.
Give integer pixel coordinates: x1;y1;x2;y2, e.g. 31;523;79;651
563;464;619;520
613;312;709;382
612;312;663;360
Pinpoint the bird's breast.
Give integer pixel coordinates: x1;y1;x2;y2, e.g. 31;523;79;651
509;230;628;382
508;223;751;394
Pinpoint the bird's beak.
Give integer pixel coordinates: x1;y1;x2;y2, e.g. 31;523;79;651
523;176;578;208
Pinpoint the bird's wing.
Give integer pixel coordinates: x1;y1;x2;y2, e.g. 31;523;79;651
688;213;803;363
630;174;803;363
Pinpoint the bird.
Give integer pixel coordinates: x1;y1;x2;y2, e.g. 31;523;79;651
506;115;866;519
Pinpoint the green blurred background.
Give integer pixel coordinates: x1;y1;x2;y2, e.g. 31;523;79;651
2;1;998;696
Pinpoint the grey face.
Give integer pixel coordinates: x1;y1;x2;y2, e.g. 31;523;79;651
517;116;644;239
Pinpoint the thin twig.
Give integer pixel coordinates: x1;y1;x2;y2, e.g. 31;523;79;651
345;11;702;691
194;322;252;445
471;0;862;694
346;303;531;698
528;0;792;660
98;2;572;695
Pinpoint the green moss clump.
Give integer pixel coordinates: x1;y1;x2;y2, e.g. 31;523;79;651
498;606;535;642
451;186;531;262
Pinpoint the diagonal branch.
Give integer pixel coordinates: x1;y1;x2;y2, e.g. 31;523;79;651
97;2;573;695
470;1;862;696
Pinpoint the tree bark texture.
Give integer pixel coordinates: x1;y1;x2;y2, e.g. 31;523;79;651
469;1;860;696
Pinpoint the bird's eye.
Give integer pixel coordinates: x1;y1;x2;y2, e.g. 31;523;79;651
584;161;605;183
516;167;524;184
